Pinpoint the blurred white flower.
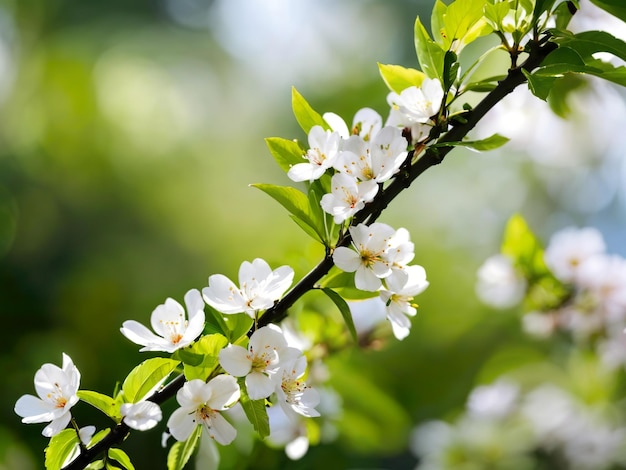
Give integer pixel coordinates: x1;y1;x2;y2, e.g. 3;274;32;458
273;355;320;419
544;227;606;283
467;380;519;420
577;254;626;323
476;254;526;309
521;311;557;338
267;405;309;460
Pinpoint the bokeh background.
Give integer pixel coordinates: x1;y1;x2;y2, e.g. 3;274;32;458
2;0;625;468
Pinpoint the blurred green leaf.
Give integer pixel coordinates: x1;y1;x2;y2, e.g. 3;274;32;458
265;137;305;173
77;390;123;423
414;16;445;79
321;287;358;343
589;0;626;23
122;358;180;403
108;448;134;470
292;87;329;134
378;63;425;93
167;425;202;470
45;429;78;470
182;334;228;381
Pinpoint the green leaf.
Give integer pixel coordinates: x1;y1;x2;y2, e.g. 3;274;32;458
589;0;626;23
167;425;202;470
239;382;270;439
523;68;557;100
108;448;135;470
462;74;506;93
434;133;510;151
555;30;626;63
182;334;228;381
321;287;358;343
265;137;305;173
88;428;111;447
251;183;326;244
122;358;180;403
443;50;459;90
85;461;105;469
414;17;445;79
45;429;79;470
224;313;254;343
435;0;492;51
378;63;425;93
202;305;230;338
291;87;329;134
77;390;123;422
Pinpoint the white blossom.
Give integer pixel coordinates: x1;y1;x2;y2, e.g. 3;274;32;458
576;254;626;323
544;226;606;283
120;289;205;353
273;355;320;419
323;107;382;141
466;380;519;420
319;172;378;223
333;126;407;183
476;254;526;309
14;353;81;437
121;401;163;431
203;258;294;318
379;264;429;340
167;376;240;445
287;125;341;182
333;222;396;291
267;405;309;460
219;325;301;400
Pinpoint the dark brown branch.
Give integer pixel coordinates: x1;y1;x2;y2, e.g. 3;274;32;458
62;37;557;470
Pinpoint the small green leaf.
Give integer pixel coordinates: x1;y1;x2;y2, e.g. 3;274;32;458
77;390;123;422
378;63;425;93
414;16;445;79
108;448;135;470
443;50;459;89
462;75;506;93
239;382;270;439
252;183;326;244
435;133;510;151
291;87;329;134
88;428;111;447
321;287;358;343
555;30;626;63
265;137;305;173
85;461;105;470
224;313;254;343
435;0;492;51
182;334;228;381
202;305;230;337
523;68;557;100
122;358;180;403
45;429;79;470
167;425;202;470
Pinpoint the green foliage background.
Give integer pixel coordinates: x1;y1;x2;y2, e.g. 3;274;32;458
2;0;625;468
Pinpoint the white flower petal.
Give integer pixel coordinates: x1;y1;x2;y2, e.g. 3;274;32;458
205;410;237;446
246;372;275;400
219;345;252;377
203;274;247;314
206;375;240;410
167;407;197;442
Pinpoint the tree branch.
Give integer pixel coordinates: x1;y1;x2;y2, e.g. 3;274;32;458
62;37;557;470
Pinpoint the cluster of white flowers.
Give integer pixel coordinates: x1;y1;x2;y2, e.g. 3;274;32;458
476;226;626;370
411;379;626;470
334;222;429;340
289;79;445;224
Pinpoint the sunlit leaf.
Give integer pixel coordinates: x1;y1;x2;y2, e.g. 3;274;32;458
434;133;510;151
122;358;180;403
77;390;123;422
555;30;626;62
414;17;445;79
45;429;79;470
291;87;329;134
435;0;492;51
252;183;326;244
167;425;202;470
108;448;135;470
265;137;305;173
321;287;358;343
182;334;228;381
378;63;425;93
